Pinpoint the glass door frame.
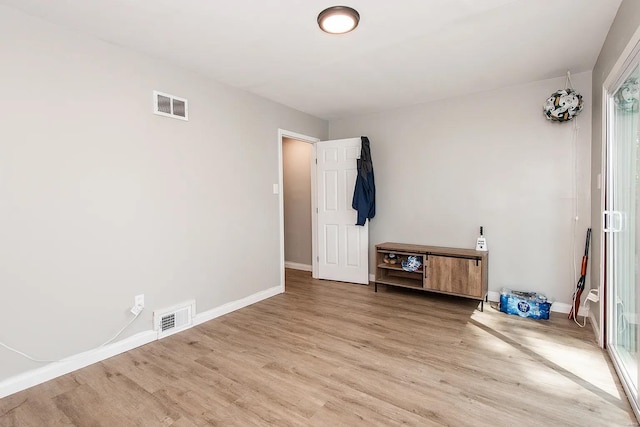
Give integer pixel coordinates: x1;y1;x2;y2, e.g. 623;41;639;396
603;41;640;420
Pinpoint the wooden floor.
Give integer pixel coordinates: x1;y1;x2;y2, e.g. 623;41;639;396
1;269;638;426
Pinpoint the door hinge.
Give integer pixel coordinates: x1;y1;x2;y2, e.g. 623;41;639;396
315;158;317;164
317;256;319;262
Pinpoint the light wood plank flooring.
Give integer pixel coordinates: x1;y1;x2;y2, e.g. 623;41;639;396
1;269;637;426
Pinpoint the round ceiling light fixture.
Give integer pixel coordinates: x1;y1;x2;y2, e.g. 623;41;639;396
317;6;360;34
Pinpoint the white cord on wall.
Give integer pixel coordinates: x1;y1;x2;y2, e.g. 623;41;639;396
100;311;142;347
569;107;587;328
562;71;589;327
0;309;142;363
0;341;57;363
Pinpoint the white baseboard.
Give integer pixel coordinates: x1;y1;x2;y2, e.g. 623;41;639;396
486;291;500;303
376;288;584;316
589;309;601;343
552;302;573;315
0;285;283;399
0;330;157;399
193;285;282;326
284;262;312;272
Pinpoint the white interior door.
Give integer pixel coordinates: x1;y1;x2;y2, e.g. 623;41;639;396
316;138;369;285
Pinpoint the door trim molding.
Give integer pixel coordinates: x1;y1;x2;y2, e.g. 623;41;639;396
599;84;607;349
602;25;640;90
278;129;321;289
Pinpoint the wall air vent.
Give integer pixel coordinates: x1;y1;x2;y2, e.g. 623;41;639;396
153;90;188;121
153;300;196;339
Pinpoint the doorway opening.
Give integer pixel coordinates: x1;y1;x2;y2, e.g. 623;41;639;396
277;130;371;290
278;129;319;291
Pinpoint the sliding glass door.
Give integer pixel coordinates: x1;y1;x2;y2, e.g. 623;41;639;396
605;59;640;409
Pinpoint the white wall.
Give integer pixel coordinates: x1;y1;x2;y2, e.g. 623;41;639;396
330;73;592;307
283;138;313;266
590;0;640;335
0;6;327;381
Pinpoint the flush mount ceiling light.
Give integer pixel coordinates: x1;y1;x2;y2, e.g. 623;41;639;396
317;6;360;34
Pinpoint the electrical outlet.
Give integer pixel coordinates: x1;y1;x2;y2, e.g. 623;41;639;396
131;294;145;315
586;289;599;303
135;294;144;309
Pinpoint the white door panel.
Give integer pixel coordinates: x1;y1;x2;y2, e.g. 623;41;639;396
317;138;369;285
605;60;640;412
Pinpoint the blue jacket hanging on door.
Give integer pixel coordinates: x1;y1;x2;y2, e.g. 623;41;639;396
352;136;375;226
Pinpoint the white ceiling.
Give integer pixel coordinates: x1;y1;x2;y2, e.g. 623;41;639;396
0;0;622;120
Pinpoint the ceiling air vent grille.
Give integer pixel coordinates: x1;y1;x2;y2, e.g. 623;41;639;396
153;90;188;121
154;300;196;339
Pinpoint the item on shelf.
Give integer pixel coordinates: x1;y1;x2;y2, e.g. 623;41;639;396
383;253;398;264
475;226;487;251
401;256;422;272
499;288;551;320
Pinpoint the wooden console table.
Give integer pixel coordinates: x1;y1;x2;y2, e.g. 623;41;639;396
375;242;489;311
